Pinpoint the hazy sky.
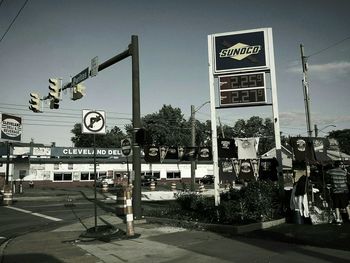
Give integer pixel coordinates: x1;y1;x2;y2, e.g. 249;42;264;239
1;0;349;146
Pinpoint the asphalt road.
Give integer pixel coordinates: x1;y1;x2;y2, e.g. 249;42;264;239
0;199;107;246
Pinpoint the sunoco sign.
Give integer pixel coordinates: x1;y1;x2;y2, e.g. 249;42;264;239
213;28;270;74
1;113;22;141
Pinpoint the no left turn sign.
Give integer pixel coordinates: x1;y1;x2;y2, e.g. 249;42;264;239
82;110;106;134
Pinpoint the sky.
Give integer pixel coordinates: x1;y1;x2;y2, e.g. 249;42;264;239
0;0;349;147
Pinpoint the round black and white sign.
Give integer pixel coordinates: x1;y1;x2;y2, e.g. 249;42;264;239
82;110;106;134
121;138;132;156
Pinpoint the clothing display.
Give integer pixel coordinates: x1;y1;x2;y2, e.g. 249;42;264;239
290;137;316;164
238;159;255;181
144;145;160;163
198;146;212;161
236;138;258;159
218;138;237;158
312;138;332;162
259;158;278;181
160;146;178;161
180;147;198;161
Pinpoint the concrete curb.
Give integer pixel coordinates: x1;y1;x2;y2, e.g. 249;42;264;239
145;216;286;235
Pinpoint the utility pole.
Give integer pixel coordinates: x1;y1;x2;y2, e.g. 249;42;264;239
314;124;318;137
300;44;313;137
190;105;196;191
190;102;210;192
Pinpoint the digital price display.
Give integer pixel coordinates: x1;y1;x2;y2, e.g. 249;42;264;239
219;72;267;107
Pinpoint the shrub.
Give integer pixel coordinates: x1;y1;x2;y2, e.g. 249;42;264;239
152;180;281;225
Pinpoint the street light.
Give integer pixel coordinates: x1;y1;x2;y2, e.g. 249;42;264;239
191;101;210;191
314;124;336;137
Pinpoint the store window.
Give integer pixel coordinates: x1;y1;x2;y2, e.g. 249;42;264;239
98;172;106;178
53;172;72;181
81;172;89;181
90;173;96;180
166;171;181;179
142;171;160;179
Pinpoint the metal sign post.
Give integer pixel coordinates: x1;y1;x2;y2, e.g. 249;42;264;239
82;110;106;231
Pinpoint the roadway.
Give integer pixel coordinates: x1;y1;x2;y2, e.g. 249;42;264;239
0;198;107;247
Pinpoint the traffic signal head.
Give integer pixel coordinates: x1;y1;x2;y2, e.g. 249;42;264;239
29;93;41;113
50;98;60;109
48;78;60;99
71;83;85;101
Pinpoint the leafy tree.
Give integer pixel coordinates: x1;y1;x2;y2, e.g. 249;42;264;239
142;105;191;146
71;123;126;147
328;129;350;155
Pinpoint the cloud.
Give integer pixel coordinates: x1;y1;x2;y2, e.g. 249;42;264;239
279;111;350;134
309;61;350;72
287;61;350;74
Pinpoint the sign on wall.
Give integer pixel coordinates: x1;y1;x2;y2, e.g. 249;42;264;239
213;28;270;74
1;113;22;141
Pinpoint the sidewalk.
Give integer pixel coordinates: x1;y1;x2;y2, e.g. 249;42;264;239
2;187;350;262
2;214;350;263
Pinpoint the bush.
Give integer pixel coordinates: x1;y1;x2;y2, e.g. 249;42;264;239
150;180;281;225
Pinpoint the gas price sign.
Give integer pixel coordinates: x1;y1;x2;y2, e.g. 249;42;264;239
219;72;267;107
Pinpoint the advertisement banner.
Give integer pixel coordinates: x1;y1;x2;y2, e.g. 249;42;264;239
1;113;22;141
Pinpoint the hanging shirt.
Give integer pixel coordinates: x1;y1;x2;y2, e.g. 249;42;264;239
236;138;257;160
218;138;237;158
238;159;255;181
144;145;160;163
290;137;316;164
312;138;331;162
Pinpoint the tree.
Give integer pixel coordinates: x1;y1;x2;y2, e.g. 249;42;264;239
142;105;191;146
328;129;350;155
71;124;126;147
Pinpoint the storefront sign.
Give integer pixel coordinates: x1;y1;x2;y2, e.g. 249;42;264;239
51;147;122;157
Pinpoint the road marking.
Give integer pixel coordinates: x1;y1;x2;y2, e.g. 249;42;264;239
0;237;6;239
5;206;63;222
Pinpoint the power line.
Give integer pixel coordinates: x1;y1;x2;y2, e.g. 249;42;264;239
0;0;29;44
307;36;350;58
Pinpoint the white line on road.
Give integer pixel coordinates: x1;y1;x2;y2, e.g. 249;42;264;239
5;206;63;222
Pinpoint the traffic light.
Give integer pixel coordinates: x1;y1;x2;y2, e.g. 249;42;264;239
135;128;149;146
49;98;60;109
29;93;41;113
71;83;85;101
48;78;60;99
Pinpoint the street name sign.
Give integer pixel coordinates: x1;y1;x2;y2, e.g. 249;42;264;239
72;67;89;86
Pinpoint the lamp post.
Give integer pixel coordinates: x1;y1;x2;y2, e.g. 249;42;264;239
314;124;336;137
190;101;210;191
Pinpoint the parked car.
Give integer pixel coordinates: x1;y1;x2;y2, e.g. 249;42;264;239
95;176;114;187
141;175;158;186
200;174;214;184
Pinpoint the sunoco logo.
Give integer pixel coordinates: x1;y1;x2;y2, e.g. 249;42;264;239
219;43;261;61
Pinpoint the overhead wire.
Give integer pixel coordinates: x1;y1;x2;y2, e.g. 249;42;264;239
307;36;350;58
0;0;29;44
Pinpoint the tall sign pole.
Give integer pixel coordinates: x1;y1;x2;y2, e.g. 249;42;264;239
267;29;284;196
207;36;220;206
130;35;142;219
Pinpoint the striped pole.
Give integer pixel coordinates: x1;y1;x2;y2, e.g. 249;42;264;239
125;187;135;237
